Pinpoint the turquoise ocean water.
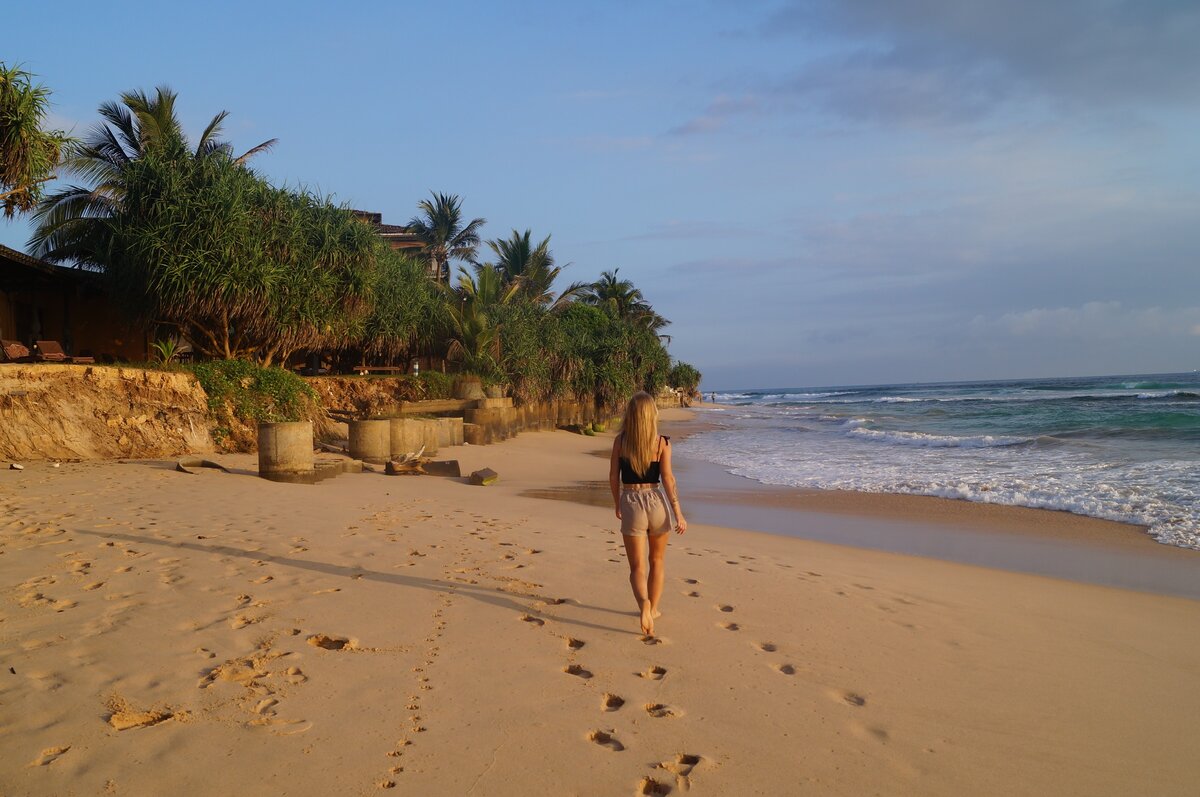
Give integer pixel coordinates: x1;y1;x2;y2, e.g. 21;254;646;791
681;373;1200;550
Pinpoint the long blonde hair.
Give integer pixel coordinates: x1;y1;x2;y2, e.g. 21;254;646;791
619;392;659;477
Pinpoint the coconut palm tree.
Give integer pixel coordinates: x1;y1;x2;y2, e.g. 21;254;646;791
581;268;650;318
29;86;275;264
486;228;584;309
582;268;671;341
406;192;486;284
440;263;517;377
0;63;71;217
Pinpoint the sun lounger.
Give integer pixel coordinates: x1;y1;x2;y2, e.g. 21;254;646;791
34;340;95;364
1;340;33;363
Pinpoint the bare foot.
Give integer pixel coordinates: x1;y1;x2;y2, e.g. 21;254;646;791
651;607;662;619
640;602;655;636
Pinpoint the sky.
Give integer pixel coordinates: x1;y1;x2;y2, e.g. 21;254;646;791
6;0;1200;389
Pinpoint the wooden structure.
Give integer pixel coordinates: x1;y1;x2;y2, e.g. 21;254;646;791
351;211;423;252
0;244;147;362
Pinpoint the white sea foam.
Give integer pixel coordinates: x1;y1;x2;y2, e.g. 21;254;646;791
678;424;1199;550
847;428;1028;448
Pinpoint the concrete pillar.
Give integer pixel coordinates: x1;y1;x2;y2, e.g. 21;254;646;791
257;421;314;480
390;417;424;457
349;419;391;464
420;419;440;455
463;422;487;446
439;417;463;447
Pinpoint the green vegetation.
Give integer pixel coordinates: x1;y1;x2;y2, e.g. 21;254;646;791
188;359;321;445
669;360;702;393
407;192;486;285
0;63;72;217
30;85;692;413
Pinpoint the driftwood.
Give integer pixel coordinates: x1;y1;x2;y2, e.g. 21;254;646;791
175;457;231;475
384;445;428;475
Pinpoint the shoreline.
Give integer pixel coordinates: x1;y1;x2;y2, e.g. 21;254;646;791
529;407;1200;600
3;419;1199;794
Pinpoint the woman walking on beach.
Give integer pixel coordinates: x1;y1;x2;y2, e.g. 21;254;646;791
610;392;688;636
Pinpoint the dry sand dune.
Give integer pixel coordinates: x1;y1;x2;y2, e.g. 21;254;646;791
2;415;1198;795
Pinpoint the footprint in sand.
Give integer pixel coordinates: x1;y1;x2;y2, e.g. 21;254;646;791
640;635;662;646
29;746;71;766
682;578;699;584
716;604;734;613
307;634;355;651
602;694;625;712
657;753;703;790
565;637;585;650
519;614;546;627
838;690;866;707
720;622;740;631
775;664;797;676
230;615;263;630
564;664;593;679
637;776;671;795
644;703;678;719
588;730;624;752
637;665;667;681
757;642;777;652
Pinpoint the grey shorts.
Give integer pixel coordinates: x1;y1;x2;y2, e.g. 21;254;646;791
620;487;672;537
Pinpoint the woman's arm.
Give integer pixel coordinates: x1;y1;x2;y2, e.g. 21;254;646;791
609;435;623;520
659;438;687;534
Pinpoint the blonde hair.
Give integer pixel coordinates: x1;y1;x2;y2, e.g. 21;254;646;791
619;392;659;477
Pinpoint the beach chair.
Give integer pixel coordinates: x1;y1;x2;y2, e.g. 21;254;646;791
1;339;33;363
34;340;95;364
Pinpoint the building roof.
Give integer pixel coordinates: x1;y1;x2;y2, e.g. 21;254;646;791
0;243;99;291
352;210;421;242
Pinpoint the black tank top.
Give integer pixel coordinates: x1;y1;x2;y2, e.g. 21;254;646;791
619;436;669;484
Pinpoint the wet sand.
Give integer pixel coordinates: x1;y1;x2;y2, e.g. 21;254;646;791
673;410;1200;598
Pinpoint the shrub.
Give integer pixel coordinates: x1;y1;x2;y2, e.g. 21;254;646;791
188;359;324;450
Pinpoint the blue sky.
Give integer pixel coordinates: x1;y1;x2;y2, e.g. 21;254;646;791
6;0;1200;388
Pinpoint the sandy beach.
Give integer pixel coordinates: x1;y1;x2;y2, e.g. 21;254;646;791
3;409;1199;796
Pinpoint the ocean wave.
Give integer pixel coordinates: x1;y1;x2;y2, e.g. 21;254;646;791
1136;390;1199;400
846;428;1029;448
760;391;859;402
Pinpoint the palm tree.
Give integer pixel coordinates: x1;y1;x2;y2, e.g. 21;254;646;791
486;228;584;309
0;63;72;217
440;263;517;376
582;268;671;341
30;86;275;264
406;192;486;284
581;268;649;317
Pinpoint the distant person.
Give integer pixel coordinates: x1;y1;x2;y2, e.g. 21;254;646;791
609;391;687;636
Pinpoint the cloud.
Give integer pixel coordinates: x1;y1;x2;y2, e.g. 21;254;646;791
668;95;758;136
970;302;1200;340
757;0;1200;126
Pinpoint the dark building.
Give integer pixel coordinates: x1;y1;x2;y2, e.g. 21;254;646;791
0;244;147;361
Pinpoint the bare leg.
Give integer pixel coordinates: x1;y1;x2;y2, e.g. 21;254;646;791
622;534;653;635
647;533;669;619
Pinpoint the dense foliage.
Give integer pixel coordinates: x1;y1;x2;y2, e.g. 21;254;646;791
669;361;702;393
188;359;323;447
0;63;71;217
31;86;688;411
